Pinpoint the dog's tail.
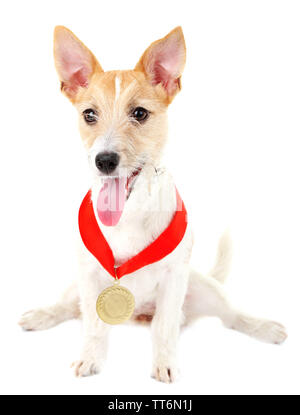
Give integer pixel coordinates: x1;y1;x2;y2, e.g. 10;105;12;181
207;230;232;284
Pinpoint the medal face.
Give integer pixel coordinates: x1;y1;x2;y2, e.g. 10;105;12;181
96;285;135;325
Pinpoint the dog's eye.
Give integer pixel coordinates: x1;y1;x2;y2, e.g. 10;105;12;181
83;109;98;124
131;107;149;123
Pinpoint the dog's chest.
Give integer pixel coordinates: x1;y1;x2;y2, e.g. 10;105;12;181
100;219;150;266
93;169;177;267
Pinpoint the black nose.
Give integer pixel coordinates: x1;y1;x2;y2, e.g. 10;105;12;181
95;152;120;174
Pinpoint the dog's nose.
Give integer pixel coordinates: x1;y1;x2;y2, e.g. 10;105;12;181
95;152;120;174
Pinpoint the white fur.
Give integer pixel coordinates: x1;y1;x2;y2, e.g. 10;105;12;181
19;165;287;382
19;32;287;381
87;132;118;176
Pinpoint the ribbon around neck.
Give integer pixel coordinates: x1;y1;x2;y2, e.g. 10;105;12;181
78;188;188;279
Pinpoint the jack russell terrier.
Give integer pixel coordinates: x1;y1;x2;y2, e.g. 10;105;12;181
19;26;287;383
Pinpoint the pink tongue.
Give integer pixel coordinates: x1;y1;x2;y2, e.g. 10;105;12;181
97;177;127;226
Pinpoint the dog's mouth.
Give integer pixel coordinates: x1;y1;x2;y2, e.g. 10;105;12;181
96;167;142;227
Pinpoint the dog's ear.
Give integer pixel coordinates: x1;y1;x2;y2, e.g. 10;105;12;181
54;26;103;100
135;27;186;100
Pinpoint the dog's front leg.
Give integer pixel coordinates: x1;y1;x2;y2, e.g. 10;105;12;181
151;263;189;383
72;264;110;377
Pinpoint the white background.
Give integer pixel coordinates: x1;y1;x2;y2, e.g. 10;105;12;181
0;0;299;395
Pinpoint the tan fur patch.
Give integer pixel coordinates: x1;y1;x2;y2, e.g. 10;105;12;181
74;70;169;170
54;26;186;171
134;314;154;324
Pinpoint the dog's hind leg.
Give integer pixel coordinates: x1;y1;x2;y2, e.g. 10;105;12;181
19;282;80;331
183;270;287;344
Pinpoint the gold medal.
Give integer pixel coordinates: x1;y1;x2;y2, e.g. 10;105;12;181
96;280;135;325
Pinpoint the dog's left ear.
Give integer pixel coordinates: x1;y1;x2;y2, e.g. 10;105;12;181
135;27;186;101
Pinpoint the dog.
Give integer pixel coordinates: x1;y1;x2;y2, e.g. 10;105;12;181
19;26;287;383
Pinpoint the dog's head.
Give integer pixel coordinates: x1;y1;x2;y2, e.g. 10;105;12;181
54;26;186;226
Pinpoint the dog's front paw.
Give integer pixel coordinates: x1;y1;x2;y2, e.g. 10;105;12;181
71;358;103;377
151;362;179;383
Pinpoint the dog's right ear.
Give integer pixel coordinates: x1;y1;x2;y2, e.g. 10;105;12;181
54;26;103;101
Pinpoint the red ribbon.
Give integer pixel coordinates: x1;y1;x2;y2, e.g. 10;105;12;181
78;188;188;279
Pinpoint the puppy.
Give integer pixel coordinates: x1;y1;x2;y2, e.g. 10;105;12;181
19;26;287;383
